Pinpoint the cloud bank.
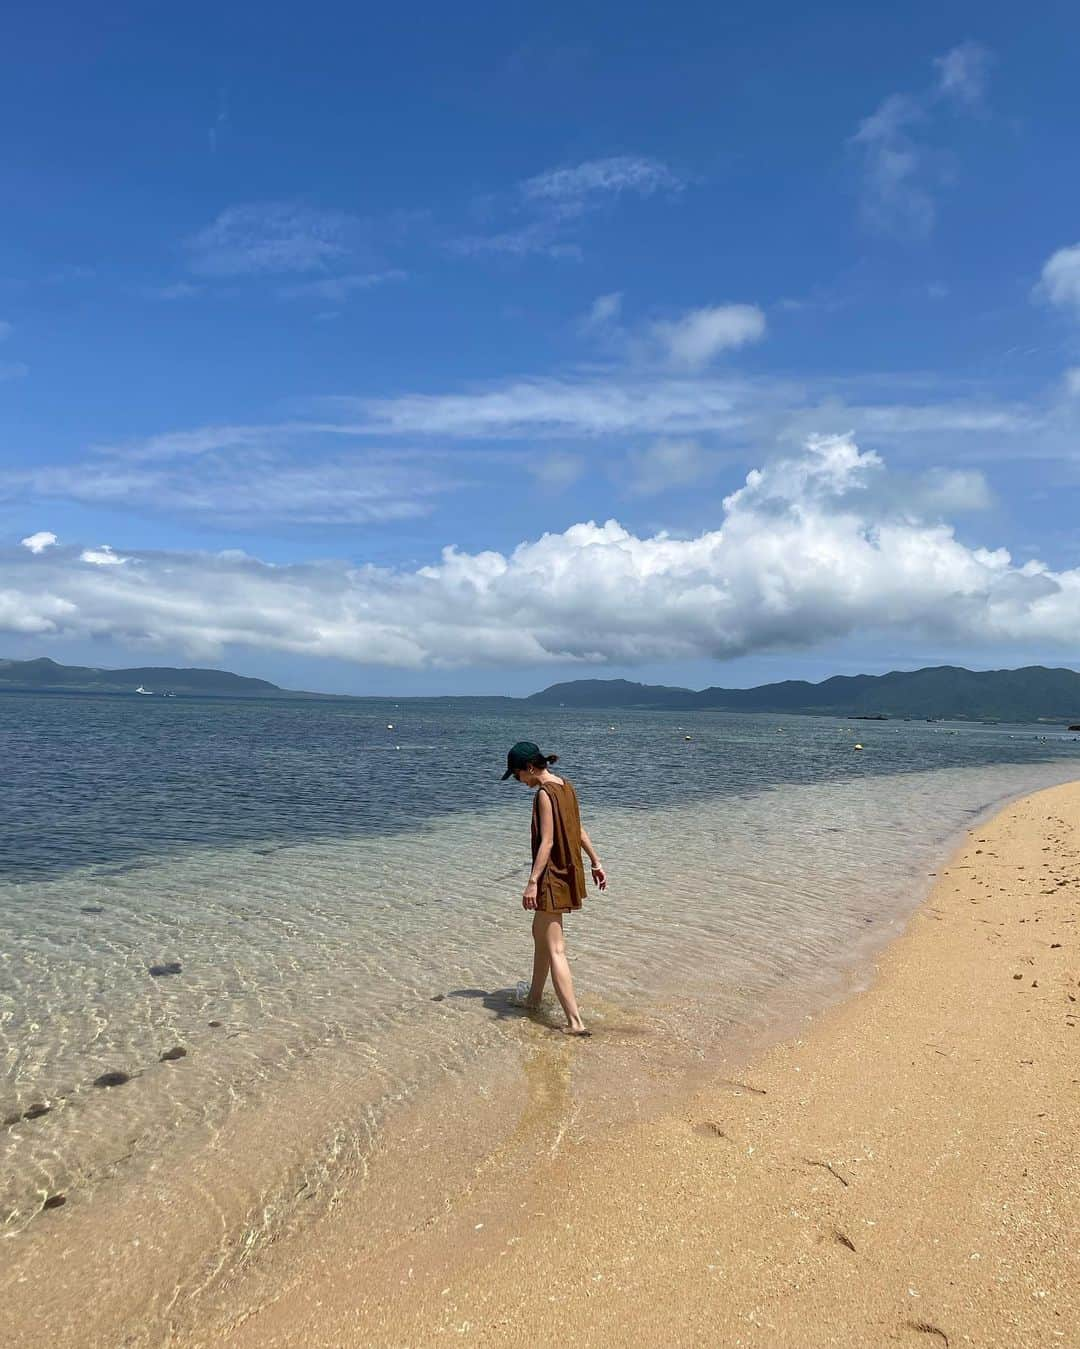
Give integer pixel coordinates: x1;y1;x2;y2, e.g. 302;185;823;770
4;436;1076;667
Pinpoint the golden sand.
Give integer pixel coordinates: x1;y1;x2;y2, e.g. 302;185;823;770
162;779;1080;1348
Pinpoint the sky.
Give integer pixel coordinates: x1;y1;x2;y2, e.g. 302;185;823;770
2;1;1079;696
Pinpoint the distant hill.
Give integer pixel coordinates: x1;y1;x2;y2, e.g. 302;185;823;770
528;665;1080;723
0;656;286;698
6;656;1080;721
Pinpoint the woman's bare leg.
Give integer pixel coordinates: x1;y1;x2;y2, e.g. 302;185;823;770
535;912;587;1033
527;912;551;1008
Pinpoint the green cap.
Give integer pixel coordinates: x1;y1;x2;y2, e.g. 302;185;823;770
502;740;542;780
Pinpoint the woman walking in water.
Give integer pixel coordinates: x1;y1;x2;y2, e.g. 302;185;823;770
502;741;606;1036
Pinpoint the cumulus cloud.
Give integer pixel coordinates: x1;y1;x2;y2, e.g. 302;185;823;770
852;42;993;237
1038;243;1080;315
80;544;128;565
21;531;58;553
650;304;766;369
4;436;1076;668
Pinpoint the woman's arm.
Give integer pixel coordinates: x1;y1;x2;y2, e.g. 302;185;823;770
523;791;554;909
579;826;607;891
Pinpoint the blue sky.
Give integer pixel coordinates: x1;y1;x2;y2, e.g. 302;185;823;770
2;1;1079;695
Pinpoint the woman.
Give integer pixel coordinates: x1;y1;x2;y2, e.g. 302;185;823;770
502;740;607;1036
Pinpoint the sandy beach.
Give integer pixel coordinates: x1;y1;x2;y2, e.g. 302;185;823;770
161;779;1080;1349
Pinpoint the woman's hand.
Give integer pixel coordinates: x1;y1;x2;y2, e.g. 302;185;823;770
522;879;539;910
591;864;607;892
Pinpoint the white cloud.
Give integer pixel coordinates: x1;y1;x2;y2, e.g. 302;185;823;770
143;282;201;301
624;438;718;496
522;156;681;205
4;437;1076;668
852;43;993;237
3;438;460;527
346;371;1033;446
934;41;992;106
21;531;58;553
452;156;681;260
186;203;358;276
447;222;582;260
650;304;766;369
528;451;586;491
1038;243;1080;314
581;292;623;330
279;270;407;302
80;545;128;566
851;93;934;238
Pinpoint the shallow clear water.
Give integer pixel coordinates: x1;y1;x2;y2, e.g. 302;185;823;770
2;691;1078;1236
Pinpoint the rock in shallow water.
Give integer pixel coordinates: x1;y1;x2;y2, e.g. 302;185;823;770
23;1102;51;1120
93;1071;130;1088
159;1046;187;1062
148;961;182;977
42;1194;66;1210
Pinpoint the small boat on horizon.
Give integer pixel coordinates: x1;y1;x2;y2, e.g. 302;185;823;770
135;685;154;695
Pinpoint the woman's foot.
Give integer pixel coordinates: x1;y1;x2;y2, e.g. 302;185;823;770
561;1018;590;1036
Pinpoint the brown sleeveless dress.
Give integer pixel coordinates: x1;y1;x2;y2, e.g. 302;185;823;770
531;777;587;913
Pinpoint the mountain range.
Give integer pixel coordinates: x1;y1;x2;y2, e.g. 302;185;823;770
526;666;1080;723
2;657;1079;723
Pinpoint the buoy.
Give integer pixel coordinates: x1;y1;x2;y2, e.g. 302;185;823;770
854;743;863;751
609;725;616;731
387;723;394;730
684;734;692;741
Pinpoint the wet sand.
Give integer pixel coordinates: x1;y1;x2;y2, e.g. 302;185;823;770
172;780;1080;1348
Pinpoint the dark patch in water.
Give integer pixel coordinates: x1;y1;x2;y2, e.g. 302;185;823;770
79;905;106;914
93;1071;130;1088
42;1194;67;1210
148;961;182;977
159;1046;187;1062
207;1020;222;1028
23;1102;51;1120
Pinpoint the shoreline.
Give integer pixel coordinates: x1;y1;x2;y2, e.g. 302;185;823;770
4;774;1077;1346
176;779;1080;1347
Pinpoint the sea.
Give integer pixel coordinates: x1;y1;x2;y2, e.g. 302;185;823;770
2;689;1078;1341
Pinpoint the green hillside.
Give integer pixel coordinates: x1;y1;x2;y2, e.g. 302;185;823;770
0;656;285;697
528;665;1080;723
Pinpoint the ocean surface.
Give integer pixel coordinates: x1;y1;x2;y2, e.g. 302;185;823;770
2;690;1079;1306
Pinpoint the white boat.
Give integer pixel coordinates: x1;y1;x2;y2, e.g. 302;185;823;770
135;685;154;695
